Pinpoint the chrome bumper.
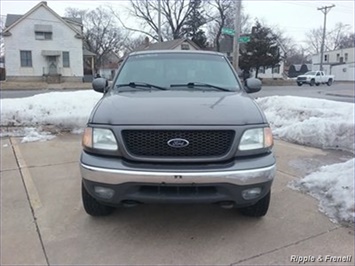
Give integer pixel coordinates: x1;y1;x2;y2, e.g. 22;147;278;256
80;163;276;186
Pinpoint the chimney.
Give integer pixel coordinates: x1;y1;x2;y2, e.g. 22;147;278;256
145;37;150;47
41;1;47;5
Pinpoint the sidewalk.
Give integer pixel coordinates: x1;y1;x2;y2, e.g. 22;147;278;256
0;81;92;90
1;134;354;265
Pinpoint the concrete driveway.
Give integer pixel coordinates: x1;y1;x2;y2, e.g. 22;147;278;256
1;134;354;265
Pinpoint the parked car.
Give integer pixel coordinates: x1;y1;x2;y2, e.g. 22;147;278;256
80;50;276;217
296;71;334;86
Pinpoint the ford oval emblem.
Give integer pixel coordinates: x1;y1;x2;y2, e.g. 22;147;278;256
167;138;189;148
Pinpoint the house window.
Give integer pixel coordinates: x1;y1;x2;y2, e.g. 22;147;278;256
336;54;340;61
181;43;190;50
34;24;53;40
63;52;70;67
35;31;52;40
20;50;32;67
272;65;280;74
324;54;328;62
345;53;348;62
258;67;265;74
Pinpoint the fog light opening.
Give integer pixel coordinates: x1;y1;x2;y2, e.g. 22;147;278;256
242;187;262;200
94;186;115;199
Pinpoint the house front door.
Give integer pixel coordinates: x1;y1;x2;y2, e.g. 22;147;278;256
48;56;57;75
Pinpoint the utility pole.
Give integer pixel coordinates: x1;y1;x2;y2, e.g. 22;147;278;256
318;4;335;71
232;0;242;70
158;0;162;42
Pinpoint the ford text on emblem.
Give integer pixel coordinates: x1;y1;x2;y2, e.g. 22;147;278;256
167;138;189;148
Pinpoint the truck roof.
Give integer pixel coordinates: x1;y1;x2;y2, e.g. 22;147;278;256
129;50;226;57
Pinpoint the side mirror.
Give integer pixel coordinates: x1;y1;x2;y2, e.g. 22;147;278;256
245;78;262;93
92;78;109;93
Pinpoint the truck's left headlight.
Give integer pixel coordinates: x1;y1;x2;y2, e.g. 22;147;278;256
82;127;118;151
238;127;273;151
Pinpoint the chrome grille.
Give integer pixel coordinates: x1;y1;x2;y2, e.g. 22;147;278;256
121;130;235;158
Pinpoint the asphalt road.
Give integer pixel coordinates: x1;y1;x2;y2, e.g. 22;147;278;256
252;83;354;103
2;134;354;265
1;83;354;103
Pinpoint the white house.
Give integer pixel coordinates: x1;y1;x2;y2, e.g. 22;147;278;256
2;1;92;82
311;47;354;81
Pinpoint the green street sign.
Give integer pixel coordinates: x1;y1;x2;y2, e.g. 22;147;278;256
222;28;235;36
238;36;250;43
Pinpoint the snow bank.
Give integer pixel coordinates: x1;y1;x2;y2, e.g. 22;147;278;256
256;96;355;153
289;158;355;224
1;90;101;130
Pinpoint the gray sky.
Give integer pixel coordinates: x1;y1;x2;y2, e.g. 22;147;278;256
1;0;354;47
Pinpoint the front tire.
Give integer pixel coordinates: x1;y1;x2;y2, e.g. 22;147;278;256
327;79;333;86
82;182;114;216
310;79;315;86
297;82;302;86
239;191;271;217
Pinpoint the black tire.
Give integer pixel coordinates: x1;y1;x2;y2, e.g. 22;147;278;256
297;82;302;86
316;83;320;86
310;79;315;86
82;182;114;216
327;79;333;86
239;191;271;217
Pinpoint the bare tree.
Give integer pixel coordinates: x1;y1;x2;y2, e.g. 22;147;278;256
65;7;127;70
305;22;353;54
206;0;232;51
122;35;147;54
206;0;252;51
64;7;87;20
112;0;202;42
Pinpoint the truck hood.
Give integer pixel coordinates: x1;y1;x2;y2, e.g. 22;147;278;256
90;91;266;125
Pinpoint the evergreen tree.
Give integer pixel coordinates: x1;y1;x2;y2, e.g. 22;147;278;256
239;21;281;78
182;0;208;48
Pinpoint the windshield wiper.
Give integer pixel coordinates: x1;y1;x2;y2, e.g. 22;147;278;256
170;82;231;92
116;82;167;91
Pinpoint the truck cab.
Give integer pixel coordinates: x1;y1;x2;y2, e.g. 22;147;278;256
296;71;334;86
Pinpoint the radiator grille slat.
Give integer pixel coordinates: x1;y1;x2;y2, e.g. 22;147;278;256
122;130;235;158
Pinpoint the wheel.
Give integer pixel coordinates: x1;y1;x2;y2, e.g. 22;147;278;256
239;191;271;217
82;182;114;216
316;83;320;86
309;79;315;86
327;79;333;86
297;82;302;86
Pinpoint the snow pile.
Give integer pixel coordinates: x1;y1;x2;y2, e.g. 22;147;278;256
1;90;101;130
256;96;355;153
20;127;56;143
289;158;355;224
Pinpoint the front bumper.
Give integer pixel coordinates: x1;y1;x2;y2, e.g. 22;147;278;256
80;152;276;206
80;151;276;186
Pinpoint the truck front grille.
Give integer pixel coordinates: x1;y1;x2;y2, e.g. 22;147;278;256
297;77;306;81
121;130;235;158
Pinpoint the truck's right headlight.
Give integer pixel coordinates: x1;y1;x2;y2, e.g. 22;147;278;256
238;127;273;151
82;127;118;151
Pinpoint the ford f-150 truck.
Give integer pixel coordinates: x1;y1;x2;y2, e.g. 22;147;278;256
296;71;334;86
80;50;276;218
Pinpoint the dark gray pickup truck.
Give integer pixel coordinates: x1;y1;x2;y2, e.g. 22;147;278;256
80;50;276;217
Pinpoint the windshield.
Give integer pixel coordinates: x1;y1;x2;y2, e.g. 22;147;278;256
114;53;241;91
304;71;316;75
